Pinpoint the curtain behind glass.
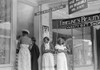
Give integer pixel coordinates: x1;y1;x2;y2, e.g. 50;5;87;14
0;0;11;64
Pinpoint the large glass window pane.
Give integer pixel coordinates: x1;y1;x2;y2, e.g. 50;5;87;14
0;0;11;64
73;27;93;66
83;27;93;65
73;28;83;66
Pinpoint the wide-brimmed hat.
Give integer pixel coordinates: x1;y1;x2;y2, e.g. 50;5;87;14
22;29;30;34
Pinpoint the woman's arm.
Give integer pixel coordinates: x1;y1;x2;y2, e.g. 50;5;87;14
29;44;33;50
29;38;33;50
41;43;54;54
35;45;40;58
57;49;67;53
16;39;21;54
57;46;68;53
41;44;45;55
66;45;71;53
41;44;49;54
50;43;55;53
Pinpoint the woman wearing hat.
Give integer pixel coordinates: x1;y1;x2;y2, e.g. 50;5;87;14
18;29;32;70
41;37;55;70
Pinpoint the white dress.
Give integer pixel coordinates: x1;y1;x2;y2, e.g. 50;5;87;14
18;44;31;70
55;44;68;70
42;43;55;70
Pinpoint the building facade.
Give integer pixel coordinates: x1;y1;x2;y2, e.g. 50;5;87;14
0;0;100;70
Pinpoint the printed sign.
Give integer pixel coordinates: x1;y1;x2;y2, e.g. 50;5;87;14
35;4;66;16
52;13;100;29
68;0;88;14
42;25;50;38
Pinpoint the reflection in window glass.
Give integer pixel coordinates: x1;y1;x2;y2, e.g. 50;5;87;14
83;27;92;65
0;0;11;64
0;22;11;64
52;19;93;68
73;28;83;66
52;29;73;70
73;27;93;66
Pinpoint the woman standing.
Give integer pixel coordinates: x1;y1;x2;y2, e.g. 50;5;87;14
41;37;55;70
30;37;40;70
55;37;68;70
18;29;32;70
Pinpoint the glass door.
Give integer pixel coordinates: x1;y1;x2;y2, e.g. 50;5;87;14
93;25;100;70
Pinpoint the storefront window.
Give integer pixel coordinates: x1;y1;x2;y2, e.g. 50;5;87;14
52;19;93;68
73;27;93;66
39;2;99;70
0;0;12;64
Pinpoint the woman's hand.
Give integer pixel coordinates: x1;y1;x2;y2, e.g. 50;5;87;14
57;49;68;53
45;49;54;53
57;49;62;53
55;49;62;53
29;44;33;50
45;49;50;53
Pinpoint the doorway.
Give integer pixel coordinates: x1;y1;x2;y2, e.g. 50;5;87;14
96;28;100;70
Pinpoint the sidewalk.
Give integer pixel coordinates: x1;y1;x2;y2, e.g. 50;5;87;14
74;65;94;70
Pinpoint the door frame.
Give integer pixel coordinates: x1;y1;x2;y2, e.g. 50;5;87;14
93;25;100;70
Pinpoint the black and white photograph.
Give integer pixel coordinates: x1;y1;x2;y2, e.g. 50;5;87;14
0;0;100;70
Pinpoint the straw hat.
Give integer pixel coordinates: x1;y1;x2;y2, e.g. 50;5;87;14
22;29;30;34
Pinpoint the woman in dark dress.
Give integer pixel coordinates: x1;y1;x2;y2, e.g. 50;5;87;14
30;37;40;70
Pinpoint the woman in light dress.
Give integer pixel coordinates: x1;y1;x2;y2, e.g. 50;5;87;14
18;29;32;70
41;37;55;70
55;37;68;70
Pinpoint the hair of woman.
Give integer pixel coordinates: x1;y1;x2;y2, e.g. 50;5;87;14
57;37;65;45
43;37;49;42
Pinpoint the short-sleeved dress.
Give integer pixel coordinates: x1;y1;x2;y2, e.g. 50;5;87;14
42;43;55;70
55;44;68;70
18;36;32;70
